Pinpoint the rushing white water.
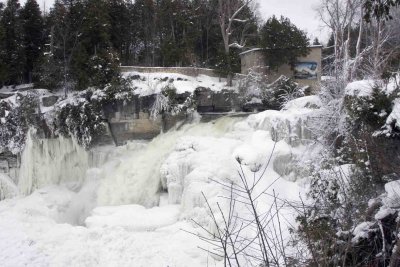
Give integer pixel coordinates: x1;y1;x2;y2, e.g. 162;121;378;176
13;116;242;225
18;131;90;195
96;116;241;208
16;110;312;214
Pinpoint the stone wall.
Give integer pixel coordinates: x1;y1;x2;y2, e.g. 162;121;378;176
101;89;246;145
102;95;162;145
120;66;220;78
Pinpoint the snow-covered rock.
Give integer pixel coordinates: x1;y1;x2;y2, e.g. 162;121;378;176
125;72;233;96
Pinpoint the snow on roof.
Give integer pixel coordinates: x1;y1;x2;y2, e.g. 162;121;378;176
239;48;264;56
239;45;323;56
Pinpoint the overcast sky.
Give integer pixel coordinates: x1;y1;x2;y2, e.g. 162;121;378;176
1;0;329;42
258;0;328;42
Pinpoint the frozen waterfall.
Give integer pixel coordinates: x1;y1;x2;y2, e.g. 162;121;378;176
96;116;241;207
18;131;90;195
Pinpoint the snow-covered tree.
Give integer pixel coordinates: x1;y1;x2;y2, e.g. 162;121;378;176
217;0;254;86
364;0;400;21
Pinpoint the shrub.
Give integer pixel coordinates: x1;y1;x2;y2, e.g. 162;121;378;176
54;91;106;149
263;75;305;109
0;92;40;153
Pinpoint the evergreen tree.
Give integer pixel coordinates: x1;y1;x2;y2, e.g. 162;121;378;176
80;0;110;54
107;0;131;64
87;47;120;87
202;0;222;67
71;0;118;90
157;0;195;66
47;0;85;92
260;16;310;70
21;0;44;83
364;0;400;21
0;0;25;85
0;3;6;87
35;25;63;90
132;0;156;66
313;37;321;45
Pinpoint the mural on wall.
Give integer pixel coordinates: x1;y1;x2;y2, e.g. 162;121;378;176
294;62;318;80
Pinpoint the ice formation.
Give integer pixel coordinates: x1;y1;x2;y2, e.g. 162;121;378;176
96;116;241;207
0;173;18;200
18;131;90;195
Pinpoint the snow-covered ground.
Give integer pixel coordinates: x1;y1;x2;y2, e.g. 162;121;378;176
0;96;321;266
123;71;234;96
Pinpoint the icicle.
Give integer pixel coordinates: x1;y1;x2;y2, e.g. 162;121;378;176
18;130;90;195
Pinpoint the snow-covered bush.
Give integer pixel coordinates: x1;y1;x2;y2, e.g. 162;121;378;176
296;74;400;266
0;92;40;154
296;161;380;266
238;72;305;110
53;76;141;148
342;78;400;177
345;84;399;136
237;69;269;105
54;95;106;149
98;75;136;103
151;84;195;119
264;75;305;109
300;177;400;266
87;48;120;89
34;55;63;91
150;93;169;119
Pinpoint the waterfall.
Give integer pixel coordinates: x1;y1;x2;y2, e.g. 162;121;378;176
96;116;241;207
18;131;90;195
15;117;240;209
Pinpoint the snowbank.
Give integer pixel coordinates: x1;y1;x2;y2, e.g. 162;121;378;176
86;205;181;231
283;95;322;110
345;80;375;97
0;187;212;267
345;76;399;97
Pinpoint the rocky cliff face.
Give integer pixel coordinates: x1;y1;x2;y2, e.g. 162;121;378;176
100;88;270;145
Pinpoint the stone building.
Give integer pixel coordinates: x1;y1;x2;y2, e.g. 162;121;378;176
240;45;323;90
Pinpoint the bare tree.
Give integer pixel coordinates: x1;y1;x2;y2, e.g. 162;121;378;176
218;0;253;86
317;0;363;82
318;0;398;81
186;142;303;266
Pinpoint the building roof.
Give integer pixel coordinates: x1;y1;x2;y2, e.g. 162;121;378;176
239;45;323;56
